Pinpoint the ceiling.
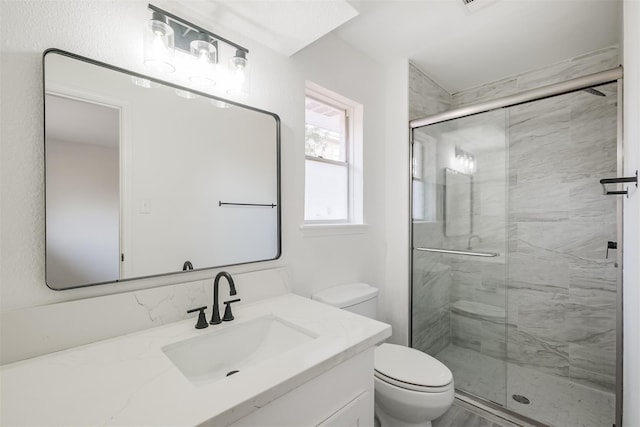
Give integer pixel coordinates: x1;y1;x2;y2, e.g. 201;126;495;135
334;0;621;93
165;0;621;94
169;0;359;56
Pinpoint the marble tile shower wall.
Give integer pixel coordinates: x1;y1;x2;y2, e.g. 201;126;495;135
446;112;509;361
411;116;509;358
413;253;452;356
451;46;620;108
409;63;453;355
409;63;452;121
457;46;620;392
506;84;618;392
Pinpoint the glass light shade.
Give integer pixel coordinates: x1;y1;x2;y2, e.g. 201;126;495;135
143;19;175;74
130;76;160;89
175;88;198;99
189;40;217;87
227;51;250;98
211;99;232;109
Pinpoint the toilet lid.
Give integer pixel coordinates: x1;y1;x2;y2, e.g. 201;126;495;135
374;344;453;388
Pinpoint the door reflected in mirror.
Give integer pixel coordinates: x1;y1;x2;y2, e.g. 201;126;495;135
44;50;280;290
45;94;121;286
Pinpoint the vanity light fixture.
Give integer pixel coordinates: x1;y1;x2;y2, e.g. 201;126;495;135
455;147;476;174
144;4;251;97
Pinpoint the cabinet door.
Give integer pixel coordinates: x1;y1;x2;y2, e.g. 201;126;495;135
317;390;373;427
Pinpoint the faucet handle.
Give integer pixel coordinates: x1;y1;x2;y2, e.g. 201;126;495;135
186;306;209;329
222;299;241;322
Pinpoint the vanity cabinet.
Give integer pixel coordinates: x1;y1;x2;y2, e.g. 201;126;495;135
317;390;372;426
224;348;375;427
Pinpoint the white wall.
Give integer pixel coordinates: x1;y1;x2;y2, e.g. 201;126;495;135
622;1;640;426
382;60;410;344
285;35;387;300
0;1;388;328
46;139;119;287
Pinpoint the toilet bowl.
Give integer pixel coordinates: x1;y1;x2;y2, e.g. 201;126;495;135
312;283;455;427
374;343;454;427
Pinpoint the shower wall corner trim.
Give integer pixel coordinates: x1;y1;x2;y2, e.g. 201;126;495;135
410;66;623;129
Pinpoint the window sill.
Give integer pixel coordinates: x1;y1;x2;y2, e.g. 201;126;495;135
300;223;368;237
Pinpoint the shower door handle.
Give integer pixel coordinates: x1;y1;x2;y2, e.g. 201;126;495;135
606;241;618;267
606;241;617;259
414;247;499;258
600;171;638;196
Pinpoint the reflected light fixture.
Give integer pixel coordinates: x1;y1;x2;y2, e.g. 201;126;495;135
131;76;160;89
455;147;476;174
211;99;232;109
143;4;251;96
175;88;198;99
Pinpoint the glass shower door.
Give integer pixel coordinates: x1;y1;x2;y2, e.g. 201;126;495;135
503;82;619;426
411;108;508;406
410;80;620;427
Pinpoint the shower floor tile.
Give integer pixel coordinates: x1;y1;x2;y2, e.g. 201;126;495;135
437;345;507;405
433;398;523;427
435;344;614;427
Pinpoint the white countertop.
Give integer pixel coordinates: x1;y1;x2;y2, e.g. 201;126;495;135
0;294;391;426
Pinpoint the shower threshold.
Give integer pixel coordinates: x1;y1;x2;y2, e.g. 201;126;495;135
454;390;546;427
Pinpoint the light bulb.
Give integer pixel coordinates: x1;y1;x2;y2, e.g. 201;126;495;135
227;50;250;98
143;15;175;74
189;39;217;87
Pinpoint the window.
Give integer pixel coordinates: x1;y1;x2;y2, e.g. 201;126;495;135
304;83;362;225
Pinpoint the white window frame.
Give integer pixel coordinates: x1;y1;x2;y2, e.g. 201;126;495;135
304;81;363;227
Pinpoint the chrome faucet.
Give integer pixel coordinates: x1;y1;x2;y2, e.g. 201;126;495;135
210;271;238;325
467;234;481;250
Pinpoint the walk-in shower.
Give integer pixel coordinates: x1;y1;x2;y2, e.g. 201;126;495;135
410;68;623;427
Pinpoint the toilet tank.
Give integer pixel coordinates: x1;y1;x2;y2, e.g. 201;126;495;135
312;283;378;319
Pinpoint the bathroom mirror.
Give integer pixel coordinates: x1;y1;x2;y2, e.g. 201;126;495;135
44;49;280;290
444;168;472;236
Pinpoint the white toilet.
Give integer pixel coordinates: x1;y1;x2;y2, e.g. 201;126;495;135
312;283;454;427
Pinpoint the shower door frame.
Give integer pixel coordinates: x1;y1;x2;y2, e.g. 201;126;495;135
408;66;624;427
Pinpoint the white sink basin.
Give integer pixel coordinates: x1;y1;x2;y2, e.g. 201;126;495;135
162;314;317;385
